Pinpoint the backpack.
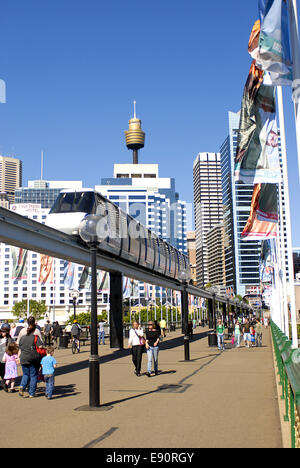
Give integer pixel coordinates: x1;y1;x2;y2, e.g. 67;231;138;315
71;324;80;336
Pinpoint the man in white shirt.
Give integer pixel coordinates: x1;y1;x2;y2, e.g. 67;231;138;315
128;321;144;377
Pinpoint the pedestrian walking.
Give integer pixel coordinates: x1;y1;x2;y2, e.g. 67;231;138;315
216;319;225;351
44;321;52;346
243;318;251;348
0;326;13;392
51;321;62;350
234;319;241;348
160;318;167;338
145;321;160;377
18;319;44;398
41;346;57;400
255;319;263;347
3;342;19;393
98;319;107;345
17;317;43;344
128;321;145;377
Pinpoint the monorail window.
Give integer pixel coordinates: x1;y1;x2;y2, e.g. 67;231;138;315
50;192;96;214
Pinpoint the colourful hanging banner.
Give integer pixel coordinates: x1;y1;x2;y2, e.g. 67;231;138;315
79;266;91;290
235;61;281;184
242;183;278;240
63;261;75;290
39;255;54;284
11;247;28;280
257;0;293;86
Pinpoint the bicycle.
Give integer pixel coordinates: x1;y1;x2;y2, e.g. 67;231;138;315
71;336;80;354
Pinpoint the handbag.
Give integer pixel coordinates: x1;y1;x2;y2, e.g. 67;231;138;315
134;330;145;346
34;335;47;359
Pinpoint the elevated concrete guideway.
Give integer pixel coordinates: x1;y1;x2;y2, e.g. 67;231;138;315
0;206;249;309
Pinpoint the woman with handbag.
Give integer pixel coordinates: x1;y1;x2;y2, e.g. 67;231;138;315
128;321;145;377
18;318;45;398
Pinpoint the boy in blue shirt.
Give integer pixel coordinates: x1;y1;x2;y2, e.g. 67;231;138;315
41;347;57;400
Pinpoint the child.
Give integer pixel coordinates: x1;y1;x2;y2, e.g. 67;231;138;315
41;346;57;400
3;342;19;393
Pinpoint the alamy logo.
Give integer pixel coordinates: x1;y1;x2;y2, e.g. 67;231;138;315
0;79;6;103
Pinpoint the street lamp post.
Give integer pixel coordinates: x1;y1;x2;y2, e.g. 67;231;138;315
78;215;101;409
179;268;191;361
70;290;79;321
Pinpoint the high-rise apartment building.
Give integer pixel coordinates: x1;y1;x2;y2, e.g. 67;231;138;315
206;224;226;289
193;153;223;287
96;163;187;255
0;156;22;203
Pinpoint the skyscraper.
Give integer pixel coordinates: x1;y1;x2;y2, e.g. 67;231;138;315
193;153;223;287
0;156;22;203
220;111;262;296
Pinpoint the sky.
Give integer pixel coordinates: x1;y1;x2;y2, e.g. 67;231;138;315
0;0;299;246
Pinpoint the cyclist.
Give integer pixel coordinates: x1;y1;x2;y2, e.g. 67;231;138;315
71;320;82;353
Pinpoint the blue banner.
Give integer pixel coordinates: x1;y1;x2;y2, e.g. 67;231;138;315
257;0;293;85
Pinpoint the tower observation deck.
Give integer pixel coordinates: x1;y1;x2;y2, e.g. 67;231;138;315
124;101;145;164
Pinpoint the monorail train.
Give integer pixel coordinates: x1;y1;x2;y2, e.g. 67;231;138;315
46;189;189;280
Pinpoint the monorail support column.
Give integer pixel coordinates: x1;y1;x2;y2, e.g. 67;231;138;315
181;287;190;361
208;296;215;329
109;271;124;349
222;301;227;325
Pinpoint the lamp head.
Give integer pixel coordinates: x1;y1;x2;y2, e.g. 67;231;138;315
179;269;191;284
79;215;101;245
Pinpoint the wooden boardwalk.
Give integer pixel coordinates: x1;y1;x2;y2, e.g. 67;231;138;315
0;327;282;448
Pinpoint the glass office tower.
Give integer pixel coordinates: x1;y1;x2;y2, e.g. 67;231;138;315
220;111;261;296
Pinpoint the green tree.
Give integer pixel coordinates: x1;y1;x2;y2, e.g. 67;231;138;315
12;299;47;321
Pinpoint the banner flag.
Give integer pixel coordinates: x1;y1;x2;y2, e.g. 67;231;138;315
98;271;109;292
11;247;28;280
123;277;131;299
63;261;75;290
39;255;54;284
79;266;91;290
242;183;278;240
259;239;275;283
131;280;140;299
235;62;281;184
257;0;293;85
144;283;149;300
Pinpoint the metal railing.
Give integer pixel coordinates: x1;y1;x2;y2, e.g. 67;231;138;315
271;320;300;448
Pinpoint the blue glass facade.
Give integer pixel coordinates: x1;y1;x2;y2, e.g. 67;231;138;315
220;112;261;296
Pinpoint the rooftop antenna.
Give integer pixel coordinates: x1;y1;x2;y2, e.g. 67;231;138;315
133;100;137;119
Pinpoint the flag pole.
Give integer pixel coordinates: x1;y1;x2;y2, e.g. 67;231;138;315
277;85;298;347
288;0;300;181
